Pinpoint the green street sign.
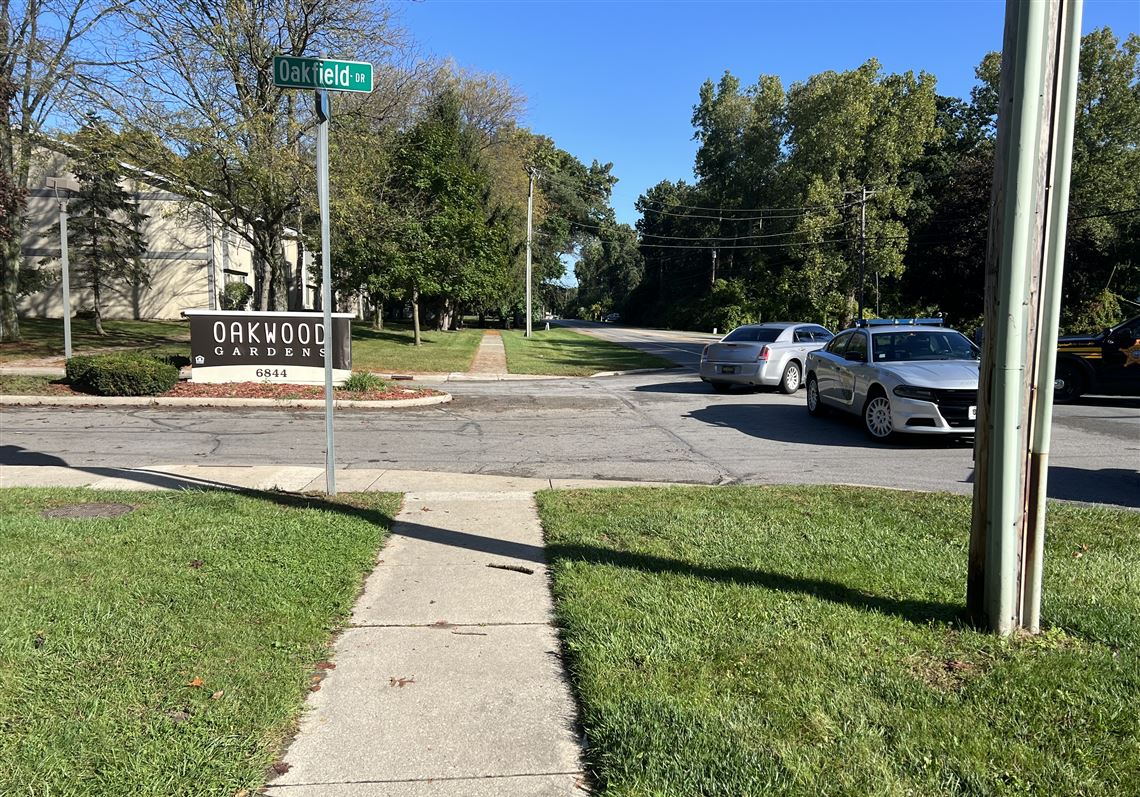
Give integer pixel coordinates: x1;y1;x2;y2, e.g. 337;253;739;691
273;56;373;93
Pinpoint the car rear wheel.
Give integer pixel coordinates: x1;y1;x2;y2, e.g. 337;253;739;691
779;361;802;394
806;375;825;416
1054;360;1086;403
711;381;732;394
863;392;895;440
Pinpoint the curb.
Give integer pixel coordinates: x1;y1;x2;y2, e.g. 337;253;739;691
589;367;682;378
1;365;680;382
0;393;452;410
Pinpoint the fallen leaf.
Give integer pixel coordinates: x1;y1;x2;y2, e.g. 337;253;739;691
430;620;457;629
189;559;204;569
271;761;291;775
187;677;204;688
234;790;250;797
210;690;224;700
389;676;416;688
420;506;432;512
34;632;45;649
315;661;336;670
309;683;321;692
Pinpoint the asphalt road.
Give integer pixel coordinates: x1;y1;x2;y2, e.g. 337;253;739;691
2;325;1137;508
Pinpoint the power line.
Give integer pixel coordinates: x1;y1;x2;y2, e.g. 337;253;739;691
1072;206;1140;221
639;205;851;222
639;197;861;213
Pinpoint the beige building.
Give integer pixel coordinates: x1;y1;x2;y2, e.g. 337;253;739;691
17;146;312;320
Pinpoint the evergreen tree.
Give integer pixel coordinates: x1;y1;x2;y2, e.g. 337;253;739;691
69;118;148;335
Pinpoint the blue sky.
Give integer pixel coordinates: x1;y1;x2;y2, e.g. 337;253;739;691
398;0;1138;229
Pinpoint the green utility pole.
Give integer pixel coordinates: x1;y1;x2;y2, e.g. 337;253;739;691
968;0;1083;634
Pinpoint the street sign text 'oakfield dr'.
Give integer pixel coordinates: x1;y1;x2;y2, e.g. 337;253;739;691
273;56;373;93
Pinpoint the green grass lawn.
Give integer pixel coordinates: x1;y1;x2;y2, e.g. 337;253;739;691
0;318;191;363
0;488;400;795
350;323;483;373
501;328;674;376
537;485;1140;797
0;374;63;394
0;318;484;374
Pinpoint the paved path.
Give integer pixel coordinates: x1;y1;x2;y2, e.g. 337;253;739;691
468;330;509;375
267;487;585;796
0;465;647;795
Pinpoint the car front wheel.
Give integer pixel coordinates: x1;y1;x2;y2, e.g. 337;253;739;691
806;375;825;416
779;361;802;394
1054;360;1086;403
863;392;895;440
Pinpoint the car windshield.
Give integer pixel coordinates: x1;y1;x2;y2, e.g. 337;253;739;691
723;327;781;343
871;331;979;362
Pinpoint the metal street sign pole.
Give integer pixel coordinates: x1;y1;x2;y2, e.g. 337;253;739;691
316;89;336;495
525;168;534;338
273;54;374;496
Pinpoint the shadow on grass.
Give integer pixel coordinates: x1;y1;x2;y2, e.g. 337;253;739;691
4;444;964;624
547;540;965;626
351;326;441;347
508;335;672;371
1;319;190;359
1;445;395;528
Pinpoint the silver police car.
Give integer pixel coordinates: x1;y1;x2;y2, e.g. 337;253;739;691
805;319;979;440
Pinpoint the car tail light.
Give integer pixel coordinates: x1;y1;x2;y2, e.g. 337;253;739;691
757;346;770;362
701;345;710;359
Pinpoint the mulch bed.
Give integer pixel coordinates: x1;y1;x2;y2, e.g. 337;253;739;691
2;379;440;401
162;381;440;401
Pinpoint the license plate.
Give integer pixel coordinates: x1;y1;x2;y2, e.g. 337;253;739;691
721;366;736;374
968;406;977;420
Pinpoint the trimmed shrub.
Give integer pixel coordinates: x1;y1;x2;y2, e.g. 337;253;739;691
220;281;253;311
70;353;179;396
64;355;98;386
341;370;387;393
153;352;192;370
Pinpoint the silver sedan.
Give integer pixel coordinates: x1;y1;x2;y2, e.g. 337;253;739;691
699;322;834;393
805;323;980;440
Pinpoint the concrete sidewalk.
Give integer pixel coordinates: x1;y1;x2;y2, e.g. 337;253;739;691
0;465;673;795
266;489;585;796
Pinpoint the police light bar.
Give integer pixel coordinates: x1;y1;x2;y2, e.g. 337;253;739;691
854;317;945;328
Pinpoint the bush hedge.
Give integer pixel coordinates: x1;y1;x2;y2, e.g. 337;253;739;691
221;281;253;311
342;370;387;393
67;353;179;396
64;354;97;386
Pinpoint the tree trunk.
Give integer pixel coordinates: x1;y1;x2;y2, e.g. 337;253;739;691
0;225;20;342
412;287;421;346
372;301;383;330
92;275;105;336
253;225;290;312
0;123;29;342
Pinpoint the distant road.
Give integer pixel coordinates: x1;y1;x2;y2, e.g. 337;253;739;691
2;367;1135;508
553;320;717;370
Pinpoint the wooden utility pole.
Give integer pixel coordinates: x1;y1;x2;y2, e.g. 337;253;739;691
968;0;1083;634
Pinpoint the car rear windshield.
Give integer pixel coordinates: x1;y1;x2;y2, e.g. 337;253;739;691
723;327;781;343
871;331;979;361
